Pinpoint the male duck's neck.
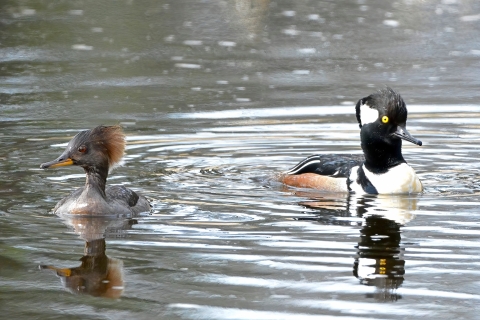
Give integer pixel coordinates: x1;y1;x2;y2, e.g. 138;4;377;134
363;143;406;174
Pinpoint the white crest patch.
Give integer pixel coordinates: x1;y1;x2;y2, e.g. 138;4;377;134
360;103;379;126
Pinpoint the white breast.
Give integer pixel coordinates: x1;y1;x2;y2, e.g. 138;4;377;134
349;164;423;194
366;163;422;194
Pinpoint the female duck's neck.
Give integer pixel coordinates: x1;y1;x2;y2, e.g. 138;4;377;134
83;166;109;198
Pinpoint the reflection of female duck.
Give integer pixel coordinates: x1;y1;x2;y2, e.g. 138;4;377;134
42;238;124;298
40;125;150;216
40;215;135;298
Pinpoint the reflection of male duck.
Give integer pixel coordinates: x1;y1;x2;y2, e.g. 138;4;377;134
353;214;404;302
40;215;135;298
296;193;418;301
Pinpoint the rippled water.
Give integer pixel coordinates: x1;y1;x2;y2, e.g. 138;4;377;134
2;0;480;319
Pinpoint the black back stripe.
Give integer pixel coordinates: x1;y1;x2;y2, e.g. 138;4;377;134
285;155;321;175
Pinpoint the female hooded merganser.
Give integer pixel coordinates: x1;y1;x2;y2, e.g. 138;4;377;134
281;87;423;194
40;125;151;216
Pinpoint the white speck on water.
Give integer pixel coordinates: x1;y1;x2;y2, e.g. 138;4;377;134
292;70;310;75
171;56;183;61
218;41;236;47
383;20;399;27
283;29;300;36
428;76;440;81
308;14;319;20
374;62;384;68
449;51;463;56
282;10;296;17
164;35;175;42
216;80;229;85
91;27;103;33
175;63;202;69
68;10;83;15
470;50;480;56
235;98;251;102
460;14;480;22
21;9;36;16
183;40;203;46
191;87;202;91
297;48;316;54
72;44;93;51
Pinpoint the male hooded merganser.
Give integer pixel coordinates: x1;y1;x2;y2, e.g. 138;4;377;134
281;87;423;194
40;125;151;215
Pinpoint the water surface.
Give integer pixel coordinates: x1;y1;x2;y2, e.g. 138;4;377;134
1;0;480;319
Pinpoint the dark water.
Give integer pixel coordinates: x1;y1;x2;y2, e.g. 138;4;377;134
2;0;480;319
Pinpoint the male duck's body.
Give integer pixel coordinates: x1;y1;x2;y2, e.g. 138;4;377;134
41;125;150;216
281;87;423;194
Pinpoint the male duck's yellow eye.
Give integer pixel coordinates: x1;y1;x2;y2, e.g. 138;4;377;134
381;116;389;124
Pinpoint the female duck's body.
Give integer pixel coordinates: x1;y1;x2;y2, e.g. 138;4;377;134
41;125;150;216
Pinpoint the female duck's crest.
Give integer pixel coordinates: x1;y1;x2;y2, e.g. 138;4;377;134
89;125;125;168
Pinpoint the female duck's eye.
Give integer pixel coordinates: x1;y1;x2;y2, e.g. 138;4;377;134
78;145;87;153
381;116;389;124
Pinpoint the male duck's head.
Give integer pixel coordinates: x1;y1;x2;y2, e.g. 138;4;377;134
355;87;422;146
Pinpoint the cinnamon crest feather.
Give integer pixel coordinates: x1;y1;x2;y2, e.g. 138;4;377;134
90;125;126;168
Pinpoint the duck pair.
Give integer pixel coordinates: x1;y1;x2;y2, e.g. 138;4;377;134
40;87;423;216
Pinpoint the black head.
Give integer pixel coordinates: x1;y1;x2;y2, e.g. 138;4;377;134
355;87;422;146
40;126;125;171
